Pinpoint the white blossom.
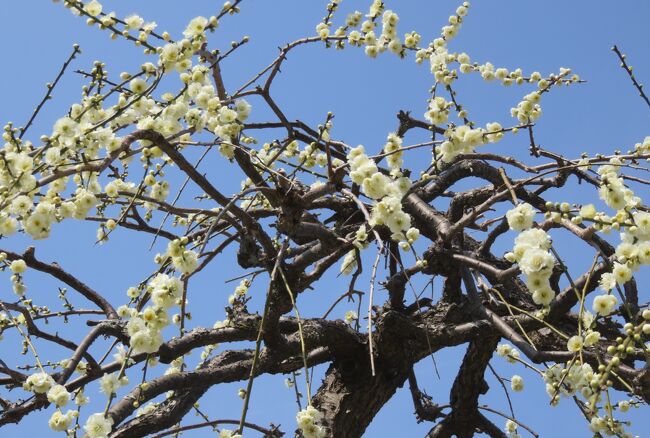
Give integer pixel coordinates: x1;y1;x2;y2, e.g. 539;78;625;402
47;384;71;407
23;372;55;394
84;413;113;438
48;409;77;432
506;203;536;231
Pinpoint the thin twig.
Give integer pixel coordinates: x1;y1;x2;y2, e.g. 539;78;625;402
612;45;650;109
19;45;81;140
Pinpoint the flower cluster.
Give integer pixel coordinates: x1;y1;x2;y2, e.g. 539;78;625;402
544;362;595;404
497;312;646;438
6;256;27;296
412;2;469;84
589;415;637;437
436;122;504;165
228;278;250;305
180;65;252;158
47;384;72;407
575;311;602;349
118;273;183;356
510;375;524;392
383;132;403;172
424;96;450;125
84;412;114;438
23;371;55;394
597;158;638;211
505;203;535;231
504;204;557;306
158;39;195;71
592;293;618;316
344;310;358;325
24;371;81;434
496;343;520;364
506;228;555;306
166;237;199;275
48;409;78;432
183;16;218;40
510;91;543;124
587;157;650;316
344;3;420;59
346;145;419;251
634;135;650;154
99;372;129;396
296;406;327;438
126;312;165;354
509;69;578;123
504;419;520;438
150;273;183;309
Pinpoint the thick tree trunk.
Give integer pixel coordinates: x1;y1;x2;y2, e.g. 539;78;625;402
313;362;409;437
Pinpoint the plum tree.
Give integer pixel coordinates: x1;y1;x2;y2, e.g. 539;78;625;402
0;1;648;437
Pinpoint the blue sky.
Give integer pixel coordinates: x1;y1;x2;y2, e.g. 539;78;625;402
0;1;649;437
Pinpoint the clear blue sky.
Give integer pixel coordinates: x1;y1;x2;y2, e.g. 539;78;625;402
0;1;648;437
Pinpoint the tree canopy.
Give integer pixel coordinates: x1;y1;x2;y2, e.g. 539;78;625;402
0;1;648;437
